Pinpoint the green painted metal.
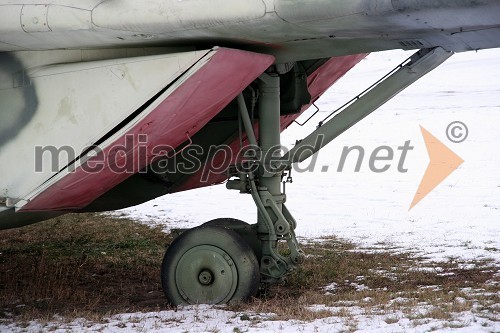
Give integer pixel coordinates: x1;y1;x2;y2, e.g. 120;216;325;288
257;73;283;232
176;244;238;303
237;94;258;147
231;74;305;283
229;74;307;283
281;47;453;168
161;225;259;305
227;48;452;287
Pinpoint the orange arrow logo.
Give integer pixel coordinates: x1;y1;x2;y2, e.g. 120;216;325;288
409;126;464;210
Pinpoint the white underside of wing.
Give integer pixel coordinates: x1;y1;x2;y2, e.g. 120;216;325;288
0;49;212;206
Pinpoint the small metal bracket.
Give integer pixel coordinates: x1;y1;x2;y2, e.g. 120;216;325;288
294;103;320;126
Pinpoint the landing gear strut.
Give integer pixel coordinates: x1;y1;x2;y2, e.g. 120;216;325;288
160;47;452;305
160;73;303;305
237;73;306;284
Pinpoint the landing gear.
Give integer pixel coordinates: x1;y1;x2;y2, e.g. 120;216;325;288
160;48;452;305
161;73;305;306
161;225;260;305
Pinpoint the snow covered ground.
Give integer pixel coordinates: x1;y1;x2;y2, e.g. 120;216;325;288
6;303;498;333
4;49;499;332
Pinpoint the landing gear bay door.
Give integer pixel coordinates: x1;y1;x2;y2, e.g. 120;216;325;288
0;48;274;212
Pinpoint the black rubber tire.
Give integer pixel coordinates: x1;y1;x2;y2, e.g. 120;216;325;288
203;218;250;228
203;218;262;261
161;225;260;306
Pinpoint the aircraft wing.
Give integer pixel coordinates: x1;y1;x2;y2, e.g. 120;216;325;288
0;0;499;61
1;0;500;227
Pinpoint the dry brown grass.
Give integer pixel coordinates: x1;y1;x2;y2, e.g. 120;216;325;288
233;238;499;322
0;213;498;326
0;213;172;321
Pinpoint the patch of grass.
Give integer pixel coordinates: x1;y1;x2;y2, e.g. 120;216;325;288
0;213;172;320
0;213;498;327
231;237;499;322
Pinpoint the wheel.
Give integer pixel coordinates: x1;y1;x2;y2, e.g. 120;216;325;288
203;218;262;261
161;225;260;305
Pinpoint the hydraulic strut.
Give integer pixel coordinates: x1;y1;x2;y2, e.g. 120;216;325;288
280;47;453;168
230;47;452;283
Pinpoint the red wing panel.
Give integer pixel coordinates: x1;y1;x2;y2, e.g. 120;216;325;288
20;48;275;212
174;53;368;192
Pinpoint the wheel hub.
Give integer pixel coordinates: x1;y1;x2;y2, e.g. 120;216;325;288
198;270;214;285
175;245;238;304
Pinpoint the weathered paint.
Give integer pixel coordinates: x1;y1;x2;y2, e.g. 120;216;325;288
18;48;274;212
1;49;212;203
173;53;368;193
0;1;499;61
